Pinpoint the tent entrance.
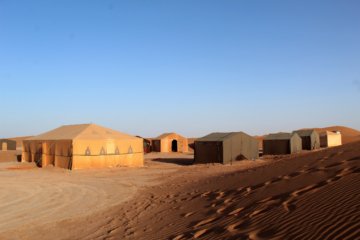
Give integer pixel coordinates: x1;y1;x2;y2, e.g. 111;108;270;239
1;142;7;151
34;147;43;167
171;140;178;152
301;136;311;150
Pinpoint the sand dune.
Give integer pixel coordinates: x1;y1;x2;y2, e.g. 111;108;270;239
100;142;360;240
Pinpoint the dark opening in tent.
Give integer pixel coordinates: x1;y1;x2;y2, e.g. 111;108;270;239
171;140;178;152
293;130;320;150
263;133;302;155
194;132;259;164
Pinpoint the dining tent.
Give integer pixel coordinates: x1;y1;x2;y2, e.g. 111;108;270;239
22;124;144;169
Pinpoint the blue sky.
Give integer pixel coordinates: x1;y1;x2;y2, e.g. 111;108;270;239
0;0;359;138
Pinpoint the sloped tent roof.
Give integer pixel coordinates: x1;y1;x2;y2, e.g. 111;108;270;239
197;132;248;142
155;132;186;140
293;129;317;137
28;124;137;141
264;132;297;140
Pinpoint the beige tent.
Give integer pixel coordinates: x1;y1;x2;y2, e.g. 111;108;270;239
263;133;302;155
194;132;259;164
22;124;144;170
152;133;188;153
293;129;320;150
320;131;342;147
0;139;16;151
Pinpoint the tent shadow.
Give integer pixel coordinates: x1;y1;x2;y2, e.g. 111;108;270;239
152;158;194;166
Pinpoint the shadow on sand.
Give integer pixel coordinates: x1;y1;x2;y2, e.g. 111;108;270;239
152;158;194;166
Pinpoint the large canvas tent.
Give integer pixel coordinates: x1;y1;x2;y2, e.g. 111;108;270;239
22;124;144;170
293;130;320;150
194;132;259;164
152;133;188;153
263;133;302;155
0;139;16;151
320;131;342;148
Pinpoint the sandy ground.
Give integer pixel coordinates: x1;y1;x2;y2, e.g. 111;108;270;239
0;143;359;240
0;153;270;240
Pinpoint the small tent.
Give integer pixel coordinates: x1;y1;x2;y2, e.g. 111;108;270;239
22;124;144;170
194;132;259;164
0;139;16;151
152;133;188;153
293;130;320;150
263;133;302;155
319;131;342;148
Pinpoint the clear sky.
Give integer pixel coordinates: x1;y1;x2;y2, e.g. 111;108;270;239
0;0;359;138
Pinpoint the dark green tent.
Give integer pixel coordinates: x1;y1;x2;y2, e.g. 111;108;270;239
263;132;302;155
194;132;259;164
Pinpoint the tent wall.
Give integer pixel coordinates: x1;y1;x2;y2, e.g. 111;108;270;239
263;140;291;155
195;141;223;164
22;140;72;168
310;131;320;150
151;140;161;152
0;139;16;151
290;135;302;153
320;133;342;148
71;138;144;169
328;134;342;147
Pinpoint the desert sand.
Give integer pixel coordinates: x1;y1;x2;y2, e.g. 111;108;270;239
0;139;359;239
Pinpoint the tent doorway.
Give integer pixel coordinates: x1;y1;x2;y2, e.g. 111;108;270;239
171;140;178;152
2;142;7;151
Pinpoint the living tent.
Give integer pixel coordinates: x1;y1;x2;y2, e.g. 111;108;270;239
152;133;188;153
22;124;144;170
293;129;320;150
263;132;302;155
319;131;342;148
194;132;259;164
0;139;16;151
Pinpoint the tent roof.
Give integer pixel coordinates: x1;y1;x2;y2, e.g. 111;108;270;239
28;124;137;141
196;132;248;142
264;132;298;140
293;129;317;137
155;132;185;139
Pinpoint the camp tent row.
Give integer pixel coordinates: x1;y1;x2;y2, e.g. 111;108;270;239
263;129;342;155
22;124;144;170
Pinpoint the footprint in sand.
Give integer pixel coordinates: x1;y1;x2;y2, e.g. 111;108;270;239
228;207;244;216
172;234;184;240
183;212;195;218
193;229;208;238
194;217;218;228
